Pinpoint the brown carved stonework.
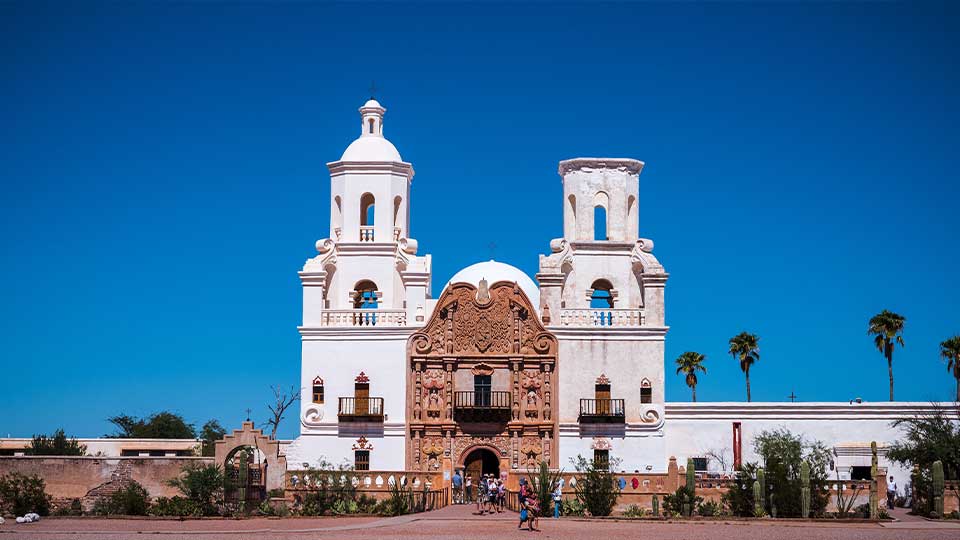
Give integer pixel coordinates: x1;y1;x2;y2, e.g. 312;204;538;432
454;435;511;459
406;281;558;471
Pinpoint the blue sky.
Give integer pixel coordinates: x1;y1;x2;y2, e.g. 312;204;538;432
2;2;958;440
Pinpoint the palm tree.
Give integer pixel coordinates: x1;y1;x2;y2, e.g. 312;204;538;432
728;332;760;402
868;310;905;401
940;336;960;402
675;352;707;402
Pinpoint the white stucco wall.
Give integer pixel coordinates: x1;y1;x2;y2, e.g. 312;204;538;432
663;402;955;493
290;329;412;469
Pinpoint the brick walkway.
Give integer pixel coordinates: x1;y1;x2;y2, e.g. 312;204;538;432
4;507;960;540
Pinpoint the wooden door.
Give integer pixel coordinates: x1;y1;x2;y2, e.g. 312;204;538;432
595;383;611;415
355;383;370;415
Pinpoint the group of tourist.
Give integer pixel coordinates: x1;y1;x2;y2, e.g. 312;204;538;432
451;470;565;532
452;471;508;513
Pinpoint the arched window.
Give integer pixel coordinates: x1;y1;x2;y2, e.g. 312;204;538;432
594;206;607;240
354;280;379;309
640;378;652;404
593;191;609;241
312;376;324;404
360;193;375;226
368;118;375;134
590;279;614;309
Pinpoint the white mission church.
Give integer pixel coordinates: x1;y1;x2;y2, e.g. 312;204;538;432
283;97;943;488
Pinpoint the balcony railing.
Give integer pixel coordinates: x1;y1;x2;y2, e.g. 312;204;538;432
579;399;626;423
360;226;375;242
338;397;385;421
319;309;407;327
453;391;512;410
558;308;645;327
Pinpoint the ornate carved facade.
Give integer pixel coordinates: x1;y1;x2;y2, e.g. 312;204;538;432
406;280;558;471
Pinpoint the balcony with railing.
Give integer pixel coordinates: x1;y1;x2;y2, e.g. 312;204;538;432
338;397;385;422
579;399;626;423
453;392;511;419
557;308;645;327
319;309;407;327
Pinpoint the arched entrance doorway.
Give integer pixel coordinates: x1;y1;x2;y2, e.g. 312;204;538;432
463;447;500;481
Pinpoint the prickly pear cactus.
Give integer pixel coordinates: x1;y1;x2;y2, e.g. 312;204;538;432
933;460;945;517
652;494;659;517
753;480;763;517
800;461;811;518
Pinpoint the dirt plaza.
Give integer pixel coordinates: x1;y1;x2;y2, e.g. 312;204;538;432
3;505;960;540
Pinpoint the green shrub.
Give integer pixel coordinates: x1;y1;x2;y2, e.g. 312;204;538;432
93;481;150;515
166;463;224;516
267;488;285;498
698;499;722;516
53;498;83;516
724;429;831;518
570;455;621;517
560;497;585;516
0;472;52;516
622;504;646;517
27;429;86;456
527;460;564;517
149;496;201;517
663;487;702;517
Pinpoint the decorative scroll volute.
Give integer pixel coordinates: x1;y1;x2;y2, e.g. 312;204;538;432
407;282;557;357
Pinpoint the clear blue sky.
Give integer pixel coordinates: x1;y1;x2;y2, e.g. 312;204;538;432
2;2;958;440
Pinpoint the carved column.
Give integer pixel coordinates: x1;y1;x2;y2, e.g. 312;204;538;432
444;362;454;420
414;362;423;421
543;363;552;421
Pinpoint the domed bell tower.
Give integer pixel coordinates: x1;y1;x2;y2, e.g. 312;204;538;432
290;98;431;470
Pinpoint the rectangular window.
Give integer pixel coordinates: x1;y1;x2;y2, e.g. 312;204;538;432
355;450;370;471
312;384;324;404
640;386;652;404
692;457;708;472
593;449;610;470
474;374;491;407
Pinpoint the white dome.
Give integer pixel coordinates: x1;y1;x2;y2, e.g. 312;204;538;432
363;99;383;109
340;136;402;162
445;260;540;311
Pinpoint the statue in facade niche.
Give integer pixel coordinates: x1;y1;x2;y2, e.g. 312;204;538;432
525;390;539;418
426;390;442;418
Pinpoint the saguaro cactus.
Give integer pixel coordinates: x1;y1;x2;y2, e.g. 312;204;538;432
800;461;811;518
757;468;766;511
652;494;660;517
932;460;945;517
685;458;696;516
869;441;879;519
753;480;764;517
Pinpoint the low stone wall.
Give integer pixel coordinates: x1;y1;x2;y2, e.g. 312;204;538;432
0;456;214;510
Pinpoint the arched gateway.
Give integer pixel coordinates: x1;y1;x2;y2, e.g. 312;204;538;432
406;279;558;472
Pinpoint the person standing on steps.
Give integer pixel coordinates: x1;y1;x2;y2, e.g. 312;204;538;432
452;470;463;504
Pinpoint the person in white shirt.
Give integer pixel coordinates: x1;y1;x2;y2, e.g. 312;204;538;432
887;476;897;509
